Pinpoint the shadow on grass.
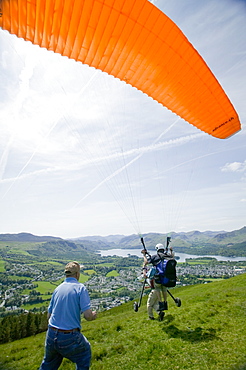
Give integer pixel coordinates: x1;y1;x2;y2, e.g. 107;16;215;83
0;364;13;370
162;323;221;342
163;314;175;324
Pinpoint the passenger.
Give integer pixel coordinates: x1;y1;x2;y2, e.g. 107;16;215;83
142;243;174;312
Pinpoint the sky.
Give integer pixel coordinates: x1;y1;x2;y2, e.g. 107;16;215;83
0;0;245;239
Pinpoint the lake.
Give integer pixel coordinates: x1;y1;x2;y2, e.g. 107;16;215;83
98;249;246;262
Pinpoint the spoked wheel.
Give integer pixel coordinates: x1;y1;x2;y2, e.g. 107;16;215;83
175;298;181;307
133;301;139;312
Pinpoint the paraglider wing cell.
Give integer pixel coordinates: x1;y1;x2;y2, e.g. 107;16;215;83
0;0;241;138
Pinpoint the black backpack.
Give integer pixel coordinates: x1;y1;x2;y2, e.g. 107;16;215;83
154;257;177;287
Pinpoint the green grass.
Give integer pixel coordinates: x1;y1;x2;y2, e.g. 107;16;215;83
84;269;96;275
34;281;61;294
106;270;119;277
21;301;49;310
0;274;246;370
79;274;90;283
0;259;5;272
184;258;217;265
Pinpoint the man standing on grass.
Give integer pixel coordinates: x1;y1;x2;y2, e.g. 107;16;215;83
39;261;97;370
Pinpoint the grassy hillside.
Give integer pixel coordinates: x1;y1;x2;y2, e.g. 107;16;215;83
0;274;246;370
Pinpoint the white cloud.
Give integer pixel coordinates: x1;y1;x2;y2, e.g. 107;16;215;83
221;161;246;172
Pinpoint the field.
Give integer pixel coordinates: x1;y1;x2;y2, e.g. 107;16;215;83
106;270;119;277
0;259;6;272
84;269;97;275
184;257;217;265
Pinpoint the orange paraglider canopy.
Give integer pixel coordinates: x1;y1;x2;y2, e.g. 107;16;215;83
0;0;241;139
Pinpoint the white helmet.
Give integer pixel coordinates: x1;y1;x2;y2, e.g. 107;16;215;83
155;243;164;251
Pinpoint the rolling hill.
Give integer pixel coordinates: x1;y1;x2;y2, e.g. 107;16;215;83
0;233;62;243
1;226;246;257
73;227;246;256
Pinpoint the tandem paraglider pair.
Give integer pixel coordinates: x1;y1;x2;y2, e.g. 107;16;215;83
134;237;181;321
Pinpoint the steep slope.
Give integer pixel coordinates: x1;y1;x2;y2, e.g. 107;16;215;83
28;240;98;261
212;226;246;244
0;274;245;370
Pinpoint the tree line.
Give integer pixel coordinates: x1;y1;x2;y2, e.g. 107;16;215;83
0;311;48;344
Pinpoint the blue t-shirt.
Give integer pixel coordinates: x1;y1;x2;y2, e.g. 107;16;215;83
48;277;91;330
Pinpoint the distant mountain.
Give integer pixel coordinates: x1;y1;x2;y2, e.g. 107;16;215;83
212;226;246;244
72;230;230;249
1;227;246;257
72;227;246;256
71;234;125;244
0;232;62;242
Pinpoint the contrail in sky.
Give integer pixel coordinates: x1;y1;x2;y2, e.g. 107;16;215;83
71;118;182;207
0;53;35;190
0;69;99;200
